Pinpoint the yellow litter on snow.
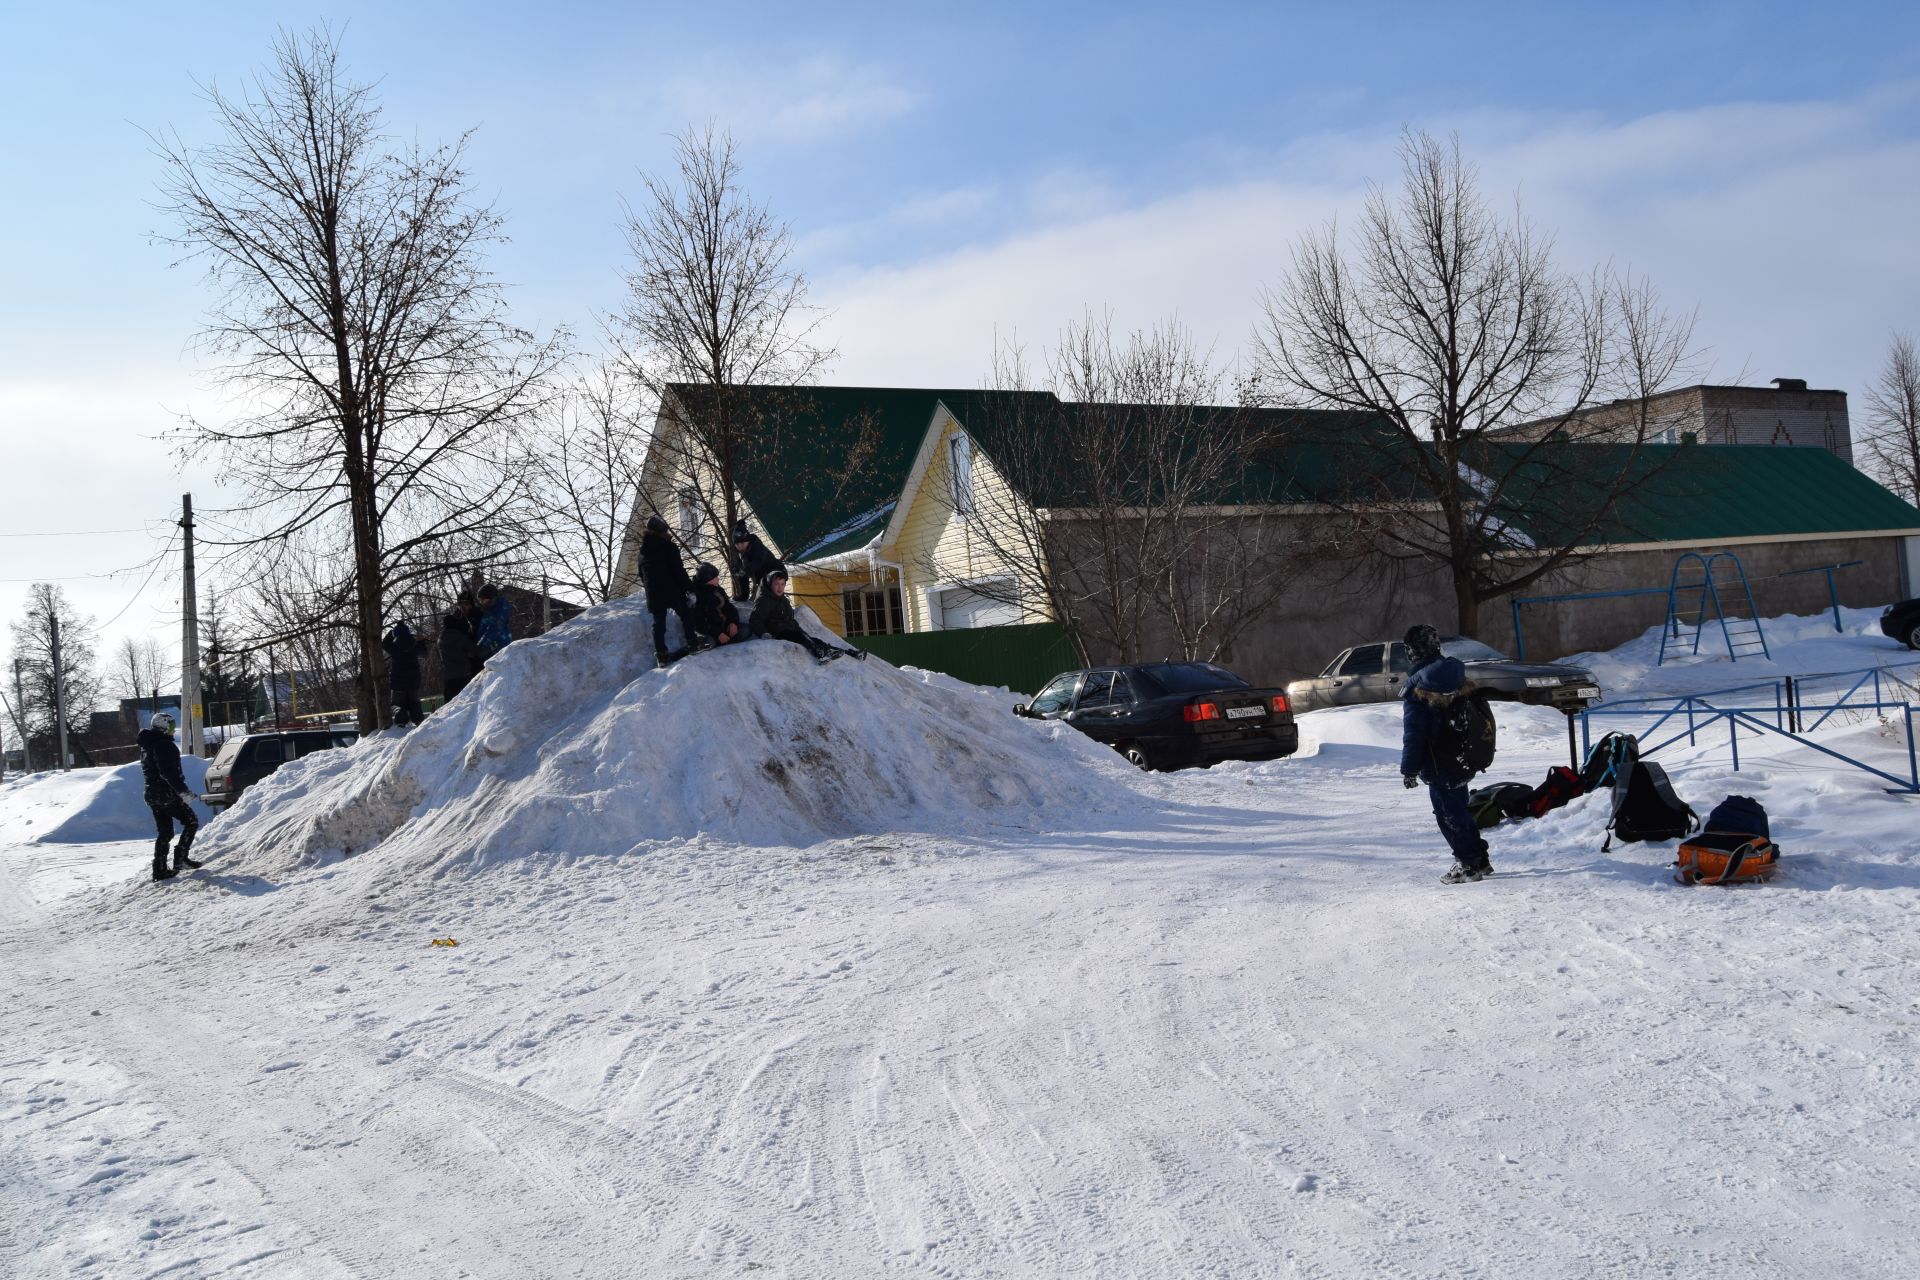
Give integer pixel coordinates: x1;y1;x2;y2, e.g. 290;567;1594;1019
430;937;459;947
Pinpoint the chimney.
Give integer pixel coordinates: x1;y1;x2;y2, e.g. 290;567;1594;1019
1770;377;1808;393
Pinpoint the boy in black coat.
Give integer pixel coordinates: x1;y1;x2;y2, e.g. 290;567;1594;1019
638;515;695;664
731;520;785;599
139;710;201;881
438;592;480;703
687;563;742;649
748;571;865;664
383;620;424;726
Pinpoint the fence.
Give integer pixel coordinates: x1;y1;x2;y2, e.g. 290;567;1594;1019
849;622;1081;695
1577;659;1920;793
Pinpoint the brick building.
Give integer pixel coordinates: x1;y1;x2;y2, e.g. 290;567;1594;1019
1514;378;1852;462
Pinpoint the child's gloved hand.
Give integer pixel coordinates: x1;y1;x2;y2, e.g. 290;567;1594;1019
1402;774;1418;790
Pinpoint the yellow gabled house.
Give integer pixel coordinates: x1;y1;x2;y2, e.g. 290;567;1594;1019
615;384;1056;643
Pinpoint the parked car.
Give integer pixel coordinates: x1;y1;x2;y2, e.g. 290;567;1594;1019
1285;638;1602;715
201;728;359;811
1880;598;1920;649
1013;661;1298;771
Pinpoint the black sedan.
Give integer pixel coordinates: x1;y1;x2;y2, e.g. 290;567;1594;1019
1014;661;1298;771
1285;637;1601;714
1880;598;1920;649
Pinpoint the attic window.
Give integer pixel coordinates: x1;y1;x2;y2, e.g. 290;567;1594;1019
949;433;976;516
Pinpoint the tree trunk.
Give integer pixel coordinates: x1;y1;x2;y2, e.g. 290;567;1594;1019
1452;560;1480;640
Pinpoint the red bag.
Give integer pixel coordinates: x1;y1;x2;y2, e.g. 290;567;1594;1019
1528;765;1585;818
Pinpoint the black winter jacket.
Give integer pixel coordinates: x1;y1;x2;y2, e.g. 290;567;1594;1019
383;622;422;692
138;726;188;804
639;529;693;609
439;609;478;683
689;582;741;638
749;590;801;638
734;533;784;590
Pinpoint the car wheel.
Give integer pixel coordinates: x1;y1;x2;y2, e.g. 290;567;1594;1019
1909;624;1920;651
1122;743;1156;771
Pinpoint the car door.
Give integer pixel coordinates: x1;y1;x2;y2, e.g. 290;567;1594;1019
1290;651;1350;714
1316;644;1390;707
1065;670;1124;745
239;736;287;791
1025;673;1080;720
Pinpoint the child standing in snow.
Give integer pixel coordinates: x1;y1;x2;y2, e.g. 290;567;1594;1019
139;710;202;881
748;571;864;664
638;515;696;665
687;563;742;649
1400;623;1493;883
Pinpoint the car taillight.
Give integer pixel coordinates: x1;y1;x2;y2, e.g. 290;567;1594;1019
1269;694;1290;714
1183;702;1220;722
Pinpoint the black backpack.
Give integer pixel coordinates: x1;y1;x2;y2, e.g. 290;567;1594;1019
1431;692;1497;782
1604;760;1699;848
1468;782;1535;828
1580;732;1639;793
1703;795;1769;839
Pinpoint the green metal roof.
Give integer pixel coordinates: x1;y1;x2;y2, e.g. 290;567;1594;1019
1481;442;1920;546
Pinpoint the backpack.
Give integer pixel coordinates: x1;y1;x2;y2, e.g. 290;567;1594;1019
1603;760;1698;848
1579;732;1639;793
1675;796;1779;885
1468;782;1535;829
1432;693;1497;782
1527;765;1585;818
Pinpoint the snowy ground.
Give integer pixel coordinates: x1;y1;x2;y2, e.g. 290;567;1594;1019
4;602;1919;1278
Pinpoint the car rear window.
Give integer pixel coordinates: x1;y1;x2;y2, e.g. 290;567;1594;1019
211;739;244;768
1137;663;1250;694
1441;639;1508;662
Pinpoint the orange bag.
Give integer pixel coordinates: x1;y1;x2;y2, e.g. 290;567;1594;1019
1673;832;1779;886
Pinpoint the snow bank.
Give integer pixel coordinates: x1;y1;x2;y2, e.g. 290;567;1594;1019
0;757;209;844
1570;604;1914;701
194;595;1139;878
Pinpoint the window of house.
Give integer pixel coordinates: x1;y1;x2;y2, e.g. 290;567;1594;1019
840;586;906;637
677;490;700;547
949;433;976;516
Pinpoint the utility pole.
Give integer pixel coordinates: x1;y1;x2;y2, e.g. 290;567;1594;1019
180;493;204;757
540;572;551;635
51;611;68;771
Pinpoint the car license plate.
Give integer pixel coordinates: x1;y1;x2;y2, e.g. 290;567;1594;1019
1226;706;1264;720
1574;686;1600;699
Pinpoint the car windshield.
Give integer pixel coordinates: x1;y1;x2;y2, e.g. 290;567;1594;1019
1441;639;1508;662
1138;663;1249;694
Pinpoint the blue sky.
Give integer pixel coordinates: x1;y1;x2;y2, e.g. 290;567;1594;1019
3;1;1919;669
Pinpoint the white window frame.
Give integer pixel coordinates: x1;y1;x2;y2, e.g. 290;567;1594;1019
948;433;976;517
677;489;700;547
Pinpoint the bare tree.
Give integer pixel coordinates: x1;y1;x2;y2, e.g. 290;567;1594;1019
1863;333;1920;507
6;584;103;755
154;27;563;730
924;315;1322;665
615;126;865;594
110;636;176;702
1254;131;1695;636
524;365;651;603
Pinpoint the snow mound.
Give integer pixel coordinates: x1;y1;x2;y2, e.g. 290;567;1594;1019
0;757;209;845
196;595;1137;878
1569;605;1912;702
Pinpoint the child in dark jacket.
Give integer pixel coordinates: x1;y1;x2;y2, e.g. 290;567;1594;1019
687;563;742;649
748;571;865;664
1399;622;1493;883
638;515;695;664
731;521;785;599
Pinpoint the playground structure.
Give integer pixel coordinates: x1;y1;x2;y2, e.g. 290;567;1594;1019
1509;553;1864;665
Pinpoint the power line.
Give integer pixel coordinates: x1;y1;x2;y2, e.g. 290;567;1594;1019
0;526;158;538
98;529;181;631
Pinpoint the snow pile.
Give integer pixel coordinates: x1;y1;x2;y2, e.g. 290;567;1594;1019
194;595;1137;878
0;756;209;845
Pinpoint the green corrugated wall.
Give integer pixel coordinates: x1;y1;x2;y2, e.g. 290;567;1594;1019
849;623;1082;694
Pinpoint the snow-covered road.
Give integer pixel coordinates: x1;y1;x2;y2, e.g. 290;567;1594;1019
5;608;1920;1277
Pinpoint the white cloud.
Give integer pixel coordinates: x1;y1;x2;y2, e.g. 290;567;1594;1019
646;54;924;144
810;90;1920;402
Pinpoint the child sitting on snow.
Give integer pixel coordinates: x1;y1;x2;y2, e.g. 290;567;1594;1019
748;570;865;665
687;563;742;650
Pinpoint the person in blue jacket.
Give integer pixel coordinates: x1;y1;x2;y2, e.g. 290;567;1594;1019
1400;623;1493;883
474;583;513;662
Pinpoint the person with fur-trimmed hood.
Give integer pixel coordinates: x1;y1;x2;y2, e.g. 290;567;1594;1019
139;710;201;881
1400;623;1493;883
748;570;865;665
731;520;784;600
687;563;742;649
638;515;695;665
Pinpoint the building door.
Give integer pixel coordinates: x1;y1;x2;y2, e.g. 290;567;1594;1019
939;586;1021;629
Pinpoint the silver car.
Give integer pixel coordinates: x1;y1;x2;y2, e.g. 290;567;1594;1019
1285;637;1601;715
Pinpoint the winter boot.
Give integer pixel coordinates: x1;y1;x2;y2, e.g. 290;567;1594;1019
173;845;204;873
1440;861;1494;884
